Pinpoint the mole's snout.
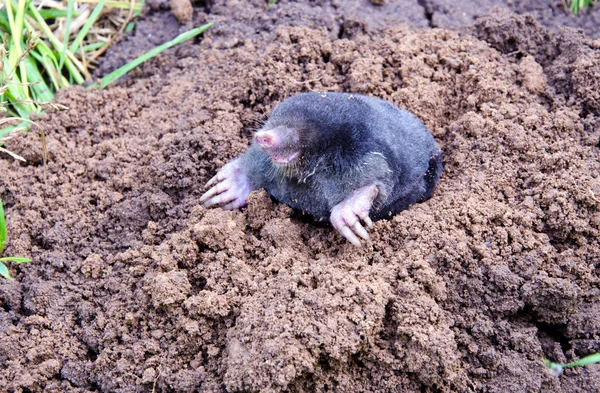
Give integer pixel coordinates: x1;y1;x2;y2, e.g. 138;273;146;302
254;130;277;149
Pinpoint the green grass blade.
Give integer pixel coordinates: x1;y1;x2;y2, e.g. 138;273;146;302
125;0;145;33
4;0;16;41
59;0;74;71
88;22;214;89
0;199;6;255
0;257;31;263
570;0;579;14
37;9;81;19
103;0;144;10
25;3;85;84
564;353;600;368
0;262;11;279
5;0;20;71
12;0;29;90
23;55;54;102
76;41;106;55
68;0;108;54
0;9;11;33
28;42;62;90
14;0;26;43
545;353;600;376
569;0;593;15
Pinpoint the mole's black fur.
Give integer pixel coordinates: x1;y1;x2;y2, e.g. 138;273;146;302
241;92;442;221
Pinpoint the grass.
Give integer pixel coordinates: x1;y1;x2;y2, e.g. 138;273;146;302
544;353;600;376
88;22;214;89
0;198;31;280
568;0;595;15
0;0;213;139
0;0;144;132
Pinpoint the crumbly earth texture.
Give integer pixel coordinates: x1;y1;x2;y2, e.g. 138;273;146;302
2;2;600;393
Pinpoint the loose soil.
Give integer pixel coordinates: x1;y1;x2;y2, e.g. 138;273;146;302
2;1;600;392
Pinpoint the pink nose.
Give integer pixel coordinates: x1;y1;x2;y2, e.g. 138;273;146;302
254;131;276;148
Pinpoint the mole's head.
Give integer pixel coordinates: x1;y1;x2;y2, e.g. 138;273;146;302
253;126;303;168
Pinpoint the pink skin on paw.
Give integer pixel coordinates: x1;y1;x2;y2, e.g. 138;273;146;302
330;185;379;246
200;158;253;210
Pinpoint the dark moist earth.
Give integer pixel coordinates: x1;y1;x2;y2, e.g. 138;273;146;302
2;0;600;392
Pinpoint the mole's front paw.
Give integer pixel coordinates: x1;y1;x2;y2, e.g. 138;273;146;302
200;158;253;210
330;185;379;246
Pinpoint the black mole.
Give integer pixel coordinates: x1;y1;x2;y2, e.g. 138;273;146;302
200;92;443;246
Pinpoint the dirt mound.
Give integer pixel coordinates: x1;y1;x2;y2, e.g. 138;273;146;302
95;0;600;77
2;7;600;393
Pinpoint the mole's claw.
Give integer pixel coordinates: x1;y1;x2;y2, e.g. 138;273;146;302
330;184;378;246
205;174;219;188
201;158;253;209
340;226;361;247
353;222;369;241
199;186;219;203
222;198;247;210
203;189;237;207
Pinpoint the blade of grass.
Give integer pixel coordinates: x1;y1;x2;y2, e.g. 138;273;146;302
569;0;593;15
68;0;108;54
59;0;74;71
25;4;85;83
545;353;600;376
570;0;580;14
37;9;81;19
13;0;25;44
77;0;144;11
0;263;11;279
4;1;23;89
0;9;10;32
4;0;19;78
29;40;65;90
12;0;29;95
3;1;16;38
23;55;54;102
125;0;144;33
569;353;600;367
0;257;31;279
0;257;31;263
1;2;40;115
76;41;106;55
88;22;214;89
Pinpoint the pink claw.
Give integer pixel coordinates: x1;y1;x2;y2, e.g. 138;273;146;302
200;158;253;209
330;185;379;246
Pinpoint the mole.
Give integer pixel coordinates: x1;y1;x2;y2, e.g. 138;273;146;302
200;92;443;246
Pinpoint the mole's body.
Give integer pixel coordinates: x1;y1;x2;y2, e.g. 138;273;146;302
200;92;442;246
